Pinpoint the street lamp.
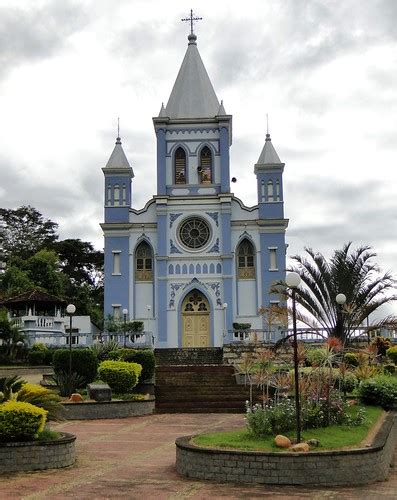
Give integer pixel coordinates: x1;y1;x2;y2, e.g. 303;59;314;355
285;272;302;443
147;305;152;345
222;303;228;343
122;308;128;348
66;304;76;382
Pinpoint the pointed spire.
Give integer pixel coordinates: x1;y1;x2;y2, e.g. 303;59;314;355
165;34;220;119
257;131;282;165
104;129;134;176
217;100;226;116
158;102;167;118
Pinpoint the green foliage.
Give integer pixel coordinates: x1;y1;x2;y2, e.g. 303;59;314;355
383;363;396;375
37;429;60;441
386;346;397;364
16;383;63;421
358;375;397;409
233;322;251;330
51;371;86;397
89;339;121;361
344;352;359;367
305;348;328;366
98;360;142;393
27;350;46;365
0;205;58;260
0;400;47;442
122;349;155;382
276;243;396;341
0;375;26;402
28;343;53;365
127;321;144;333
52;349;98;385
0;309;25;359
371;336;392;357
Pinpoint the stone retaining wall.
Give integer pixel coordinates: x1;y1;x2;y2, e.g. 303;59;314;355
176;412;397;486
62;398;155;420
0;432;76;474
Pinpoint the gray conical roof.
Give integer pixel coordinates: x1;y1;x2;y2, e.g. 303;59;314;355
257;134;282;164
165;34;219;119
104;137;134;176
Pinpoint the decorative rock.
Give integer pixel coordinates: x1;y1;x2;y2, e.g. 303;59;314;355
291;442;310;452
307;438;320;448
87;383;112;402
274;435;292;448
69;393;83;402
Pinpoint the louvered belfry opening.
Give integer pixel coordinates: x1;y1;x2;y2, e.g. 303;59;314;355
175;147;187;184
200;146;212;183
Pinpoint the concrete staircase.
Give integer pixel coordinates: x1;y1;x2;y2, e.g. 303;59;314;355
155;348;256;413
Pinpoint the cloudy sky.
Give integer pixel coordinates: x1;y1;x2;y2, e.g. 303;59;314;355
1;0;396;285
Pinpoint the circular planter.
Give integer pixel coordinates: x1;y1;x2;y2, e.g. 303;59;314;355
62;397;155;420
176;412;397;486
0;432;76;474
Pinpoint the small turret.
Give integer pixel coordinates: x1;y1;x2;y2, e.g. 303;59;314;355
102;133;134;223
254;131;285;219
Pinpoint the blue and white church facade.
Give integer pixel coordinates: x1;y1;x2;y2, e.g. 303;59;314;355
101;32;288;348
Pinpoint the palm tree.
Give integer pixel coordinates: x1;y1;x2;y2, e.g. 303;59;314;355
276;243;396;343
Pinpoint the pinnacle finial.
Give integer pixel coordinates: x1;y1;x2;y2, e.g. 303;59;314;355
116;117;121;144
182;9;202;42
265;114;271;141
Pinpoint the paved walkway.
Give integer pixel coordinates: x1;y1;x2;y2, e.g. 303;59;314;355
0;413;396;499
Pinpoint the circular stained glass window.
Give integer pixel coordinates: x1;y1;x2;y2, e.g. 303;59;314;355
179;217;211;249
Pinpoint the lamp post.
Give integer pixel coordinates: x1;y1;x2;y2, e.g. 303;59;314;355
66;304;76;381
222;303;228;343
147;305;152;345
285;272;302;443
336;293;347;340
122;308;128;348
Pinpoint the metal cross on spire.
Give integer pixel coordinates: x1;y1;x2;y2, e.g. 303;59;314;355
181;9;202;36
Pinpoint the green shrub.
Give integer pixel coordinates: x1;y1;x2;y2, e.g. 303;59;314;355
27;350;46;365
371;336;391;356
344;352;359;367
123;349;155;382
383;363;396;375
98;360;142;393
89;339;121;361
305;348;327;366
0;376;26;402
17;383;63;421
52;349;98;385
358;375;397;409
386;346;397;364
233;322;251;330
0;400;47;442
31;343;47;352
51;371;86;397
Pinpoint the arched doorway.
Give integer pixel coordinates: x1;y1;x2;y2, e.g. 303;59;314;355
181;290;210;347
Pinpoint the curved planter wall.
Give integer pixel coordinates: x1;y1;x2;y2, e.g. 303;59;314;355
0;432;76;474
176;412;397;486
62;398;155;420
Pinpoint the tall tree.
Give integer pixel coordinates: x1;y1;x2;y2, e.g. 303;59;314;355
278;243;397;342
0;206;58;260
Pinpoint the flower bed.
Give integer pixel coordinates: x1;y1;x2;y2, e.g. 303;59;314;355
0;432;76;474
62;397;155;420
176;412;397;486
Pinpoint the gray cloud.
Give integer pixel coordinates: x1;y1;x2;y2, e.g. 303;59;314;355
0;0;88;80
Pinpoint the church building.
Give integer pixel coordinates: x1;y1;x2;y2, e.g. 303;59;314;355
101;27;288;348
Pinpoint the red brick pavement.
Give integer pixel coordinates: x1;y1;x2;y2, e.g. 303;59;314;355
0;413;395;499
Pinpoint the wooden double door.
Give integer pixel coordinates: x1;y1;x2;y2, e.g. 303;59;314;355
182;290;210;347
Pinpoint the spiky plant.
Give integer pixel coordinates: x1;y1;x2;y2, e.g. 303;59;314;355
275;243;397;343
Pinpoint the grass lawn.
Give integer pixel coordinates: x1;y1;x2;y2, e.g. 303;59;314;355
192;405;384;452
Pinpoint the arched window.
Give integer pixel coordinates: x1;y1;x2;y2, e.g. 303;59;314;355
199;146;212;183
237;239;255;279
135;241;153;282
175;147;186;184
114;184;120;206
276;180;280;201
267;180;274;202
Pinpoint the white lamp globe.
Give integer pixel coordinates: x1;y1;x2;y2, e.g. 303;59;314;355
285;272;301;288
122;308;128;315
222;303;228;309
66;304;76;315
336;293;347;305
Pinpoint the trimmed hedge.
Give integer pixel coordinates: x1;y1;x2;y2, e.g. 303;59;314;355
52;349;98;386
98;360;142;393
123;350;155;382
0;400;47;442
358;375;397;409
386;346;397;364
